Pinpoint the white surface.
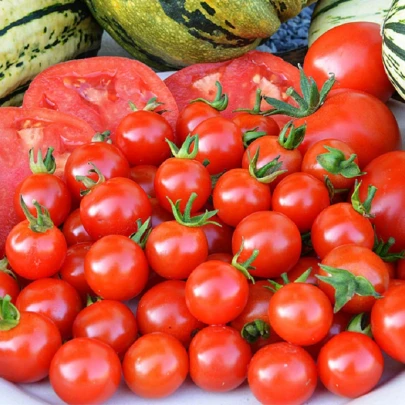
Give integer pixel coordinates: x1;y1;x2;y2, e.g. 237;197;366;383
1;34;404;405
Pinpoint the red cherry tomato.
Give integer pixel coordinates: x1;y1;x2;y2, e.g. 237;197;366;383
0;267;20;304
62;209;93;246
232;113;279;136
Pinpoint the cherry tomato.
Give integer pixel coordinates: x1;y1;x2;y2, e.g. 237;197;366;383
79;177;151;240
200;214;233;255
371;284;405;363
62;209;92;246
136;280;205;347
0;265;20;304
129;164;157;197
304;22;394;102
272;172;330;233
268;282;333;346
85;235;149;301
50;337;121;405
115;110;174;166
232;113;279;137
318;331;384;398
16;278;82;340
185;260;249;325
123;332;189;399
189;325;252;392
150;197;174;228
232;211;301;278
73;299;138;358
248;342;317;405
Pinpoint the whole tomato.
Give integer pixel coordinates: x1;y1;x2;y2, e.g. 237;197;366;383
62;209;92;246
232;112;279;138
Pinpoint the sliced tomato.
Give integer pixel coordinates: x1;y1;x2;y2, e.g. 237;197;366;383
23;57;178;137
164;51;300;127
0;107;95;257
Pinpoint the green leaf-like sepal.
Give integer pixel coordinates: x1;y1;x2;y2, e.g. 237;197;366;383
241;319;270;343
191;81;228;111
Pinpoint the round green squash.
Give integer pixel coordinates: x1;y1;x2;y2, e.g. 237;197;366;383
85;0;315;70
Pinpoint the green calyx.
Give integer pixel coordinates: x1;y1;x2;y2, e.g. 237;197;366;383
346;313;372;338
301;232;314;257
247;148;286;184
86;294;103;307
0;295;20;331
263;66;336;118
242;127;267;147
20;196;54;233
231;239;259;283
191;81;228;111
324;175;349;202
317;146;364;178
265;268;312;292
373;236;405;263
167;134;199;159
351;180;377;218
234;88;265;115
28;147;56;174
167;193;220;228
129;217;152;249
75;162;106;196
316;264;381;313
129;96;165;113
278;121;306;150
241;319;270;343
0;258;17;281
91;130;112;143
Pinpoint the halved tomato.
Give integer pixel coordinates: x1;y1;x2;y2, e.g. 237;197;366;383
164;51;301;127
23;57;179;137
0;107;95;257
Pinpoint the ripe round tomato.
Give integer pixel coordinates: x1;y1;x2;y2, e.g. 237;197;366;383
268;283;333;346
357;151;405;252
73;299;138;358
311;202;375;259
23;56;179;135
272;172;330;233
232;211;301;279
185;260;249;325
62;209;93;246
304;22;394;102
318;331;384;398
371;284;405;363
64;139;130;203
123;332;189;399
232;113;280;137
85;234;149;301
318;244;390;313
189;325;252;392
49;337;121;405
0;310;62;383
150;197;174;228
136;280;205;347
16;278;82;340
115;110;174;166
213;168;272;227
79;177;152;240
248;342;317;405
129;164;157;197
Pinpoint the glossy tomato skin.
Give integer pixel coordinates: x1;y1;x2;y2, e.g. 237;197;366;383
145;221;208;280
357;151;405;252
16;278;82;340
397;259;405;280
268;283;333;346
371;284;405;362
176;102;221;145
50;337;121;405
14;174;71;226
136;280;205;347
115;110;174;166
232;211;301;279
62;209;92;246
85;235;149;301
272;172;330;233
318;331;384;398
185;260;249;325
301;138;361;190
0;271;20;304
278;256;320;285
129;164;157;197
248;342;317;405
319;245;390;313
123;332;189;399
304;22;394;102
189;325;252;392
0;312;62;383
242;135;302;189
154;158;211;214
73;299;138;358
80;177;152;240
191;116;245;175
311;202;375;259
150;197;174;228
200;214;233;255
5;220;67;280
64;140;130;203
294;91;401;168
232;113;280;136
213;168;272;227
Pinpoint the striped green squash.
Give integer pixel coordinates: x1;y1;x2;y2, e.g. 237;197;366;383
382;0;405;100
0;0;103;106
309;0;391;46
85;0;315;71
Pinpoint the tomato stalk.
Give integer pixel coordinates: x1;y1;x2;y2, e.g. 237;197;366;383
129;96;165;113
0;295;20;331
231;239;259;283
278;121;306;150
241;319;270;343
351;180;377;218
20;196;54;233
86;294;103;306
167;134;199;159
29;147;56;174
130;217;152;249
75;162;106;196
242;128;267;147
346;313;372;338
265;268;313;292
373;236;405;263
0;258;18;281
91;130;112;143
191;81;229;111
247;148;286;184
324;176;349;202
233;88;266;115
